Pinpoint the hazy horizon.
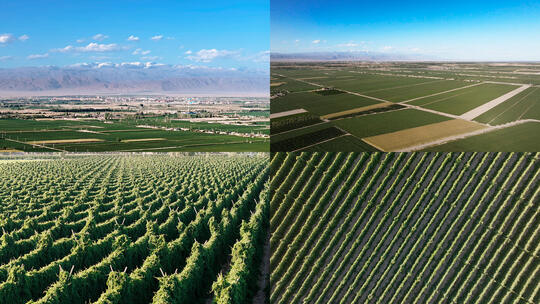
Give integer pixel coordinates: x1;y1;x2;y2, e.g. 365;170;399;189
271;0;540;61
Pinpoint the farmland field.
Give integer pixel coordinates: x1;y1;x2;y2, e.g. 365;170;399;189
270;152;540;304
0;154;269;303
475;86;540;125
424;122;540;151
271;62;540;151
0;119;268;152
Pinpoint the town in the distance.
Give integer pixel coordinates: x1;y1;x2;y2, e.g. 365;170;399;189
0;95;269;152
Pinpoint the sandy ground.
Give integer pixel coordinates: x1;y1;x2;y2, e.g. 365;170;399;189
77;129;103;134
270;109;307;119
363;119;487;152
321;102;393;119
460;84;531;120
121;138;166;143
0;149;22;152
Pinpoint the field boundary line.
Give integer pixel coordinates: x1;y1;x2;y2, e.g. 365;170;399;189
359;79;448;95
270;109;308;119
3;137;66;152
270;121;329;137
461;84;532;120
487;87;539;124
320;102;393;120
400;82;484;104
293;134;348;152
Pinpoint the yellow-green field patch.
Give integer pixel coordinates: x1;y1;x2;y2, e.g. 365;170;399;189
363;119;487;151
321;102;393;119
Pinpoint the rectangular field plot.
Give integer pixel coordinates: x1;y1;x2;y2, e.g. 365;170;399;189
271;91;379;116
423;122;540;151
270;127;345;151
408;83;518;115
313;73;430;93
298;134;379;151
475;86;540;125
363;119;487;151
333;108;451;138
360;79;471;102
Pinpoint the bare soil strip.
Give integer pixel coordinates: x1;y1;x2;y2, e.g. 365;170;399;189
270;109;308;119
121;138;166;143
0;149;22;152
26;138;104;145
271;82;286;87
363;119;487;151
321;102;393;119
461;84;532;120
487;87;539;124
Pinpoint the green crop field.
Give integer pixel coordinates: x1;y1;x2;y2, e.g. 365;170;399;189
475;87;540;125
271;62;540;151
0;119;268;152
0;154;269;304
270;152;540;304
297;135;379;151
333;108;450;138
424;122;540;151
407;83;519;115
271;91;378;116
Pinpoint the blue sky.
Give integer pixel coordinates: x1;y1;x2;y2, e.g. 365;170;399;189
272;0;540;61
0;0;269;69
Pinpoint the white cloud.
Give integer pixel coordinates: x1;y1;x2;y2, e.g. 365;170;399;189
252;50;270;62
185;50;192;55
76;38;85;43
185;49;238;62
54;45;74;52
295;39;300;43
312;40;321;44
53;43;125;53
338;43;359;47
141;55;160;61
93;34;109;41
166;37;175;40
127;35;139;41
0;55;13;61
132;48;151;55
18;34;29;42
151;35;163;41
27;53;49;59
382;46;394;51
0;34;15;44
97;62;113;68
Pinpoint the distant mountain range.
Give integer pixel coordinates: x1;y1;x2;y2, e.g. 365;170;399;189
0;63;268;96
271;51;434;62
